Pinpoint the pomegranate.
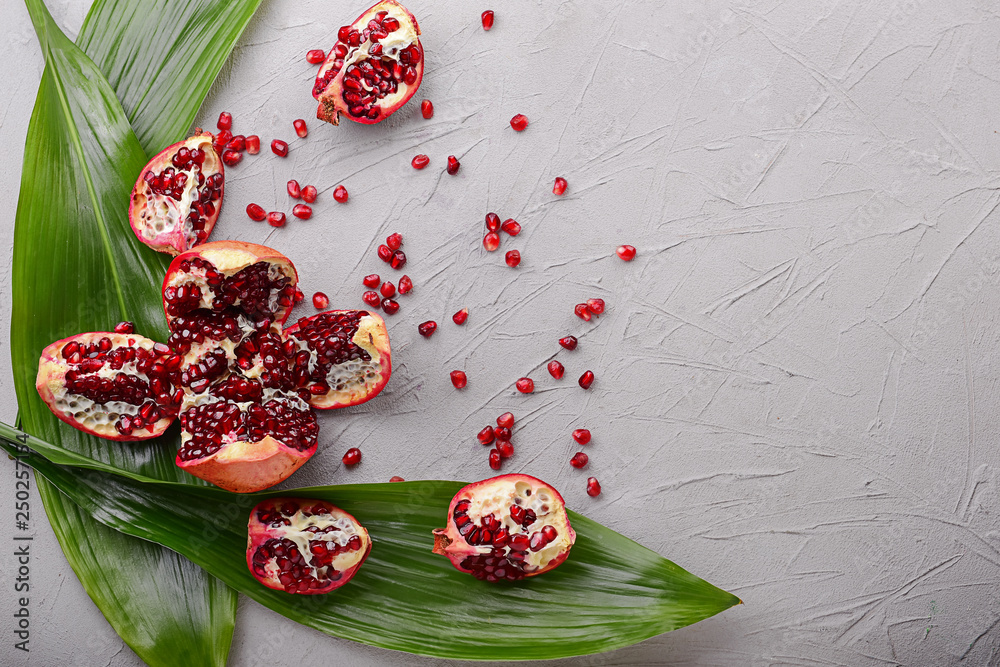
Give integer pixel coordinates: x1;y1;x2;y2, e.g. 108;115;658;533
386;233;403;250
553;177;567;195
500;219;520;236
333;185;349;203
363;274;381;288
558;335;577;350
114;321;135;334
268;212;287;228
292;204;313;220
397;275;413;294
247;203;266;222
313;0;424;126
450;370;467;389
483;232;500;252
496;412;514;429
227;135;246;152
390;250;406;269
421;99;433;118
293;119;308;138
246;135;260;154
312;292;330;309
380;281;395;298
488;449;501;470
272;140;289;157
213;130;232;154
411;154;429;169
510;114;528;131
586;477;601;497
570;452;588;468
217;112;232;131
616;244;636;261
477;426;495;445
390;475;405;482
446;156;460;175
494;426;511;441
343;447;362;465
481;10;494;30
301;185;318;203
417;321;437;337
547;360;564;379
246;498;371;594
377;245;392;262
362;291;381;308
505;250;521;267
574;304;591;321
36;332;181;441
515;377;534;393
587;298;605;315
572;428;591;445
306;49;326;64
496;440;514;458
452;308;468;325
287;180;301;198
485;212;501;232
432;474;576;581
579;371;594;389
221;150;242;167
128;132;223;255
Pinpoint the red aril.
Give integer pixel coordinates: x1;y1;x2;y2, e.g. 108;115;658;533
114;321;135;334
222;150;242;167
272;140;289;157
452;308;468;325
496;412;514;429
510;114;528;131
488;449;501;470
293;119;308;138
478;426;495;445
587;298;605;315
515;377;534;393
312;292;330;309
386;232;403;250
247;203;266;221
570;452;588;469
501;219;520;235
246;135;260;154
574;304;591;321
421;99;433;118
343;447;362;465
572;428;591;445
553;177;567;195
485;212;501;231
213;130;232;154
333;185;349;203
306;49;326;64
397;275;413;294
578;370;594;389
363;274;381;288
505;250;520;267
418;320;437;337
483;232;500;252
268;212;287;227
450;370;467;388
547;360;564;379
292;204;313;220
616;244;636;261
586;477;601;497
412;154;430;169
481;10;494;30
301;185;318;203
377;245;392;262
390;476;405;482
496;440;514;458
363;291;381;308
494;426;511;441
217;112;232;131
287;180;302;198
227;135;246;152
558;336;577;350
380;281;395;298
381;298;400;314
390;250;406;269
446;155;460;175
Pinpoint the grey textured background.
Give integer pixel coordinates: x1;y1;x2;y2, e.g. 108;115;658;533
2;0;1000;665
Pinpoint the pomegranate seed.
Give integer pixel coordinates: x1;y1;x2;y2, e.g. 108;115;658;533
586;477;602;497
287;180;301;198
478;426;496;445
452;308;468;325
213;129;233;153
412;154;430;169
481;9;494;30
363;274;381;288
398;275;413;294
294;286;305;303
217;112;232;131
227;135;246;152
301;185;318;203
267;211;286;227
496;412;514;429
114;321;134;334
570;452;589;469
587;298;605;315
483;232;500;252
485;212;501;232
343;447;362;466
222;150;242;166
421;99;434;119
390;475;405;482
572;429;591;445
386;233;403;250
450;370;467;389
446;155;461;175
312;292;329;309
559;336;578;350
515;377;534;393
505;250;521;267
616;244;636;261
510;114;528;131
362;291;381;308
306;49;326;64
418;321;437;337
381;298;400;315
380;281;396;298
329;185;348;203
489;449;502;470
245;135;260;154
494;426;511;441
553;177;568;195
390;250;406;269
293;119;308;138
574;304;592;321
501;219;521;235
579;370;595;389
497;440;514;458
246;203;266;221
547;360;564;379
292;204;312;219
271;140;289;157
377;245;392;262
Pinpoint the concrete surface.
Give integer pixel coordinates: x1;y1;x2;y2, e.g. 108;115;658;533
2;0;1000;665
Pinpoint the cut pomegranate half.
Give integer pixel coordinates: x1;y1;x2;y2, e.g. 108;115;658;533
247;498;371;594
432;474;576;581
128;132;223;255
313;0;424;126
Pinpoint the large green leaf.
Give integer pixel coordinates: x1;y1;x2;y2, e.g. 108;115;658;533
1;426;741;661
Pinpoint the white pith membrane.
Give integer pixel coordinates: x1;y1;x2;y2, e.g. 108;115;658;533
258;507;368;579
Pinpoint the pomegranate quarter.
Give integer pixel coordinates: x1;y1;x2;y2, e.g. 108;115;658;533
433;474;576;582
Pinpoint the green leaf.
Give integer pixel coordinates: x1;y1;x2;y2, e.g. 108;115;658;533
2;427;741;661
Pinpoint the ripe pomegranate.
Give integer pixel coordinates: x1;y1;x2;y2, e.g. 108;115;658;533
432;474;576;581
313;0;424;126
616;244;636;261
36;332;181;441
128;132;223;255
246;498;371;594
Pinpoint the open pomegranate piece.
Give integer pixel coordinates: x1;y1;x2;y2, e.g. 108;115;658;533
313;0;423;125
35;332;181;441
284;309;391;409
433;474;576;582
247;497;371;594
128;132;224;255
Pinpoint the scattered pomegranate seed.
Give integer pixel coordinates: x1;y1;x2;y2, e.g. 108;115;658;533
380;281;396;298
421;99;434;119
572;429;591;445
398;275;413;294
292;204;312;219
559;336;578;350
510;114;528;131
483;232;500;252
418;320;438;337
386;233;403;250
570;452;589;469
553;177;567;195
497;440;514;458
312;292;329;309
306;49;326;64
485;212;501;232
489;449;502;470
478;426;496;445
267;211;286;227
496;412;514;429
227;135;246;152
501;219;521;236
390;250;406;269
293;119;308;138
587;298;605;315
495;426;511;441
616;244;636;261
246;203;266;221
222;150;242;167
114;321;134;334
381;298;400;315
447;155;460;175
333;185;349;203
362;291;381;308
301;185;318;203
389;475;405;482
412;154;430;169
245;135;260;154
452;308;468;325
294;287;305;303
450;370;468;389
586;477;602;497
505;250;521;267
213;129;233;153
579;370;595;389
377;245;392;262
363;274;381;288
271;139;288;157
547;360;564;379
574;304;592;321
287;180;301;198
481;10;495;30
217;112;232;131
515;377;534;393
342;447;362;466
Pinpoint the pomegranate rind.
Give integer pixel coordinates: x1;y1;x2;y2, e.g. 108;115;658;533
176;435;316;493
285;309;392;409
35;332;175;441
128;132;223;256
246;497;372;594
314;0;424;126
432;474;577;579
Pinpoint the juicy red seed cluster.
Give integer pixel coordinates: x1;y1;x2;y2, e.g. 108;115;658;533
179;347;229;390
178;398;318;460
167;308;244;353
287;310;372;396
165;259;294;323
482;212;520;254
479;412;516;468
143;150;221;244
452;498;558;582
250;532;360;594
365;234;409;314
210;375;263;403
